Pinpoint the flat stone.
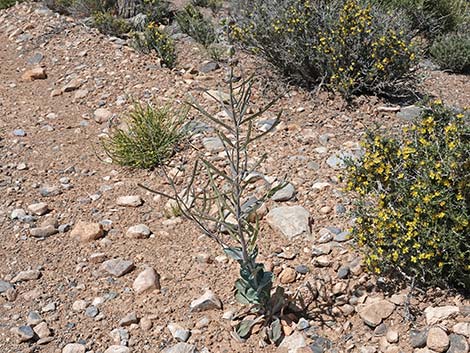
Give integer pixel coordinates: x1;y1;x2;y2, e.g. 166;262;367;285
190;289;222;312
271;183;295;202
266;206;310;239
0;280;13;293
119;312;139;326
85;306;99;318
168;323;191;342
39;185;62;197
104;346;130;353
28;202;49;215
279;331;307;353
72;300;88;312
27;52;44;65
358;300;395;327
62;343;86;353
126;224;151;239
33;322;50;338
334;231;350;242
279;267;296;284
397;105;422;120
337;265;350;279
202;137;224;152
12;270;41;283
200;61;219;73
30;225;58;237
427;327;449;352
101;259;134;277
74;89;88;99
22;67;47;81
447;334;469;353
11;208;27;219
410;329;428;348
27;311;42;326
94;108;112;123
13;129;26;137
133;267;160;294
425;306;459;325
70;221;104;242
62;78;82;92
116;195;143;207
314;255;330;267
11;325;34;342
161;343;198;353
453;323;470;338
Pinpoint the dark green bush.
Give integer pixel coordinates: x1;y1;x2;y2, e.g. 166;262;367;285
140;0;173;25
345;101;470;290
132;23;177;68
0;0;21;9
176;4;216;47
93;11;131;37
191;0;222;12
231;0;417;98
103;103;187;169
430;30;470;74
44;0;114;16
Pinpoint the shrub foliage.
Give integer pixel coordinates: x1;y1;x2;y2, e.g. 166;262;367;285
345;102;469;290
430;30;470;74
132;23;177;68
230;0;416;98
176;4;216;47
103;103;187;169
93;11;131;37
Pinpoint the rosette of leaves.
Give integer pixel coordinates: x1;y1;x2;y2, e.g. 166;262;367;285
140;69;300;344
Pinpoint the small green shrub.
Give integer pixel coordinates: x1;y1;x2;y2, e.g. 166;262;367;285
93;11;131;37
0;0;21;9
345;101;469;290
231;0;416;98
430;30;470;74
176;4;216;47
132;23;177;68
140;0;173;25
103;103;187;169
191;0;222;12
44;0;114;16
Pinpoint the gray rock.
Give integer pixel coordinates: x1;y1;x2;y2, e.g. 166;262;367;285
116;195;143;207
13;129;26;137
11;208;27;220
27;311;42;326
200;61;219;73
447;334;469;353
30;225;58;238
12;270;41;283
162;343;198;353
410;329;428;348
126;224;151;239
110;327;129;345
104;346;130;353
326;151;356;169
297;317;310;330
0;280;13;293
279;331;307;353
168;323;191;342
27;52;44;65
62;343;86;353
119;312;139;326
271;183;295;202
10;325;34;342
42;302;56;312
101;259;134;277
397;105;422;120
190;290;222;312
256;119;278;132
28;202;49;216
39;185;62;197
85;306;99;318
295;265;309;274
266;206;310;239
337;265;350;279
202;137;224;152
358;300;395;327
334;231;350;242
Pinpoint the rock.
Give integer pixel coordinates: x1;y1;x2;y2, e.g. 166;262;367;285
0;280;13;293
94;108;112;123
410;329;428;348
314;255;330;267
297;318;310;330
62;78;81;92
39;185;62;197
424;306;459;325
271;183;296;202
33;322;50;338
119;312;139;326
266;206;310;239
116;195;143;207
70;221;104;242
22;67;47;81
28;202;49;215
190;289;222;312
140;317;153;331
30;225;58;237
72;300;88;312
453;323;470;338
168;323;191;342
89;253;107;264
74;89;88;99
295;265;309;274
12;269;41;283
386;329;399;344
334;231;350;242
11;325;35;342
326;151;353;169
200;61;219;73
104;346;130;353
161;342;198;353
358;300;395;327
337;265;350;279
278;331;307;353
126;224;151;239
11;208;27;220
62;344;86;353
110;327;129;345
317;228;334;243
28;52;44;65
205;89;230;103
447;334;469;353
202;137;224;152
133;267;160;294
85;306;99;318
27;311;42;326
101;259;134;277
279;267;297;284
397;105;422;120
426;327;449;352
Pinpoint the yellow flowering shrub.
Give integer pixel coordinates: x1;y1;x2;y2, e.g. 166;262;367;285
132;23;177;68
230;0;416;98
345;102;469;289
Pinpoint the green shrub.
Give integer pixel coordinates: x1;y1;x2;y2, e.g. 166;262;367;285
430;30;470;74
93;11;131;37
230;0;416;98
0;0;21;9
103;103;187;169
44;0;114;16
140;0;173;25
191;0;222;12
132;23;177;68
345;101;469;290
176;4;216;47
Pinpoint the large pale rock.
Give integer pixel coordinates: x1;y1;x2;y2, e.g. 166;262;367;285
101;259;134;277
62;343;86;353
279;267;296;284
116;195;143;207
426;327;449;352
12;270;41;283
271;183;295;202
94;108;112;123
104;346;130;353
70;221;104;242
266;206;310;239
126;224;151;239
190;290;222;312
424;306;459;325
28;202;49;215
358;300;395;327
453;323;470;338
161;343;198;353
133;267;160;294
278;331;306;353
168;323;191;342
22;67;47;81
